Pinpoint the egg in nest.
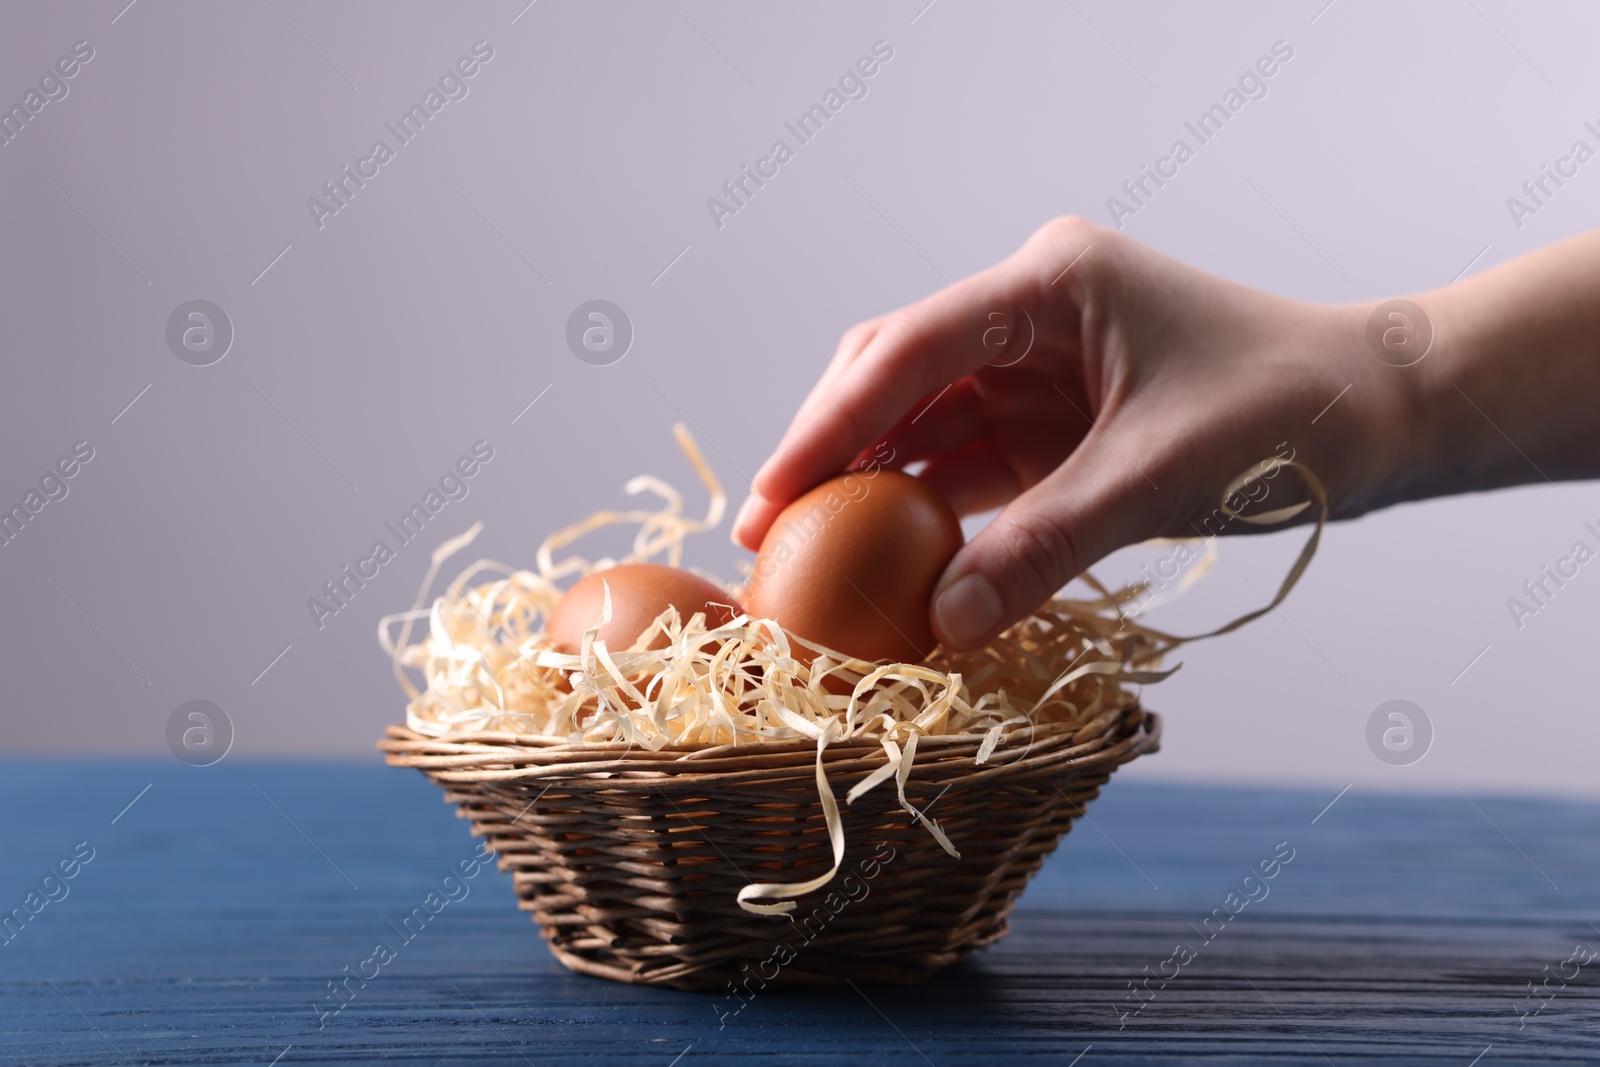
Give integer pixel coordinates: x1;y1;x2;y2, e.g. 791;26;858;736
744;470;964;664
545;563;739;654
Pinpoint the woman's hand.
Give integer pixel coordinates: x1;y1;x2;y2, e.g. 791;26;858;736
732;217;1417;650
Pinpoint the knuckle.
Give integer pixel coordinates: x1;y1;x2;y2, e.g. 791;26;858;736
1034;214;1097;248
1022;216;1111;298
866;311;927;373
832;391;877;459
838;320;876;353
874;310;919;349
996;511;1080;606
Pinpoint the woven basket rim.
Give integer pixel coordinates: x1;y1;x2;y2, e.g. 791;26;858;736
379;710;1161;788
381;710;1147;752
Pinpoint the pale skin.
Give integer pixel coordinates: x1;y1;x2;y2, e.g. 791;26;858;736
731;216;1600;651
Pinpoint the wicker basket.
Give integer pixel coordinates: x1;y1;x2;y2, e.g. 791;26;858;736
379;705;1159;990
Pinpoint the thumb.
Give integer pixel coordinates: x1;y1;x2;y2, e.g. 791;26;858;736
929;445;1153;651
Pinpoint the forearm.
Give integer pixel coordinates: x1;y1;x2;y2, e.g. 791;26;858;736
1400;230;1600;503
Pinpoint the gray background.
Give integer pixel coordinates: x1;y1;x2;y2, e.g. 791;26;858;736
3;0;1597;799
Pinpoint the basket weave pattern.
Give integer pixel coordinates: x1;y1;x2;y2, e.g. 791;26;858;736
380;706;1159;990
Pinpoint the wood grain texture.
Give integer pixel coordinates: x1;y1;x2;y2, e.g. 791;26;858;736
2;762;1598;1065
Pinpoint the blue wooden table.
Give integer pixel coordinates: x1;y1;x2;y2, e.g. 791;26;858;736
4;761;1598;1065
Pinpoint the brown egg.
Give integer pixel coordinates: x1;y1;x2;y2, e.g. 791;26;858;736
546;563;739;655
744;470;964;664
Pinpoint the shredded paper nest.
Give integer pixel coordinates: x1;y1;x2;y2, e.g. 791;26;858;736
380;424;1323;913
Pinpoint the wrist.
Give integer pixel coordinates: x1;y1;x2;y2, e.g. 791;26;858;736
1296;300;1428;520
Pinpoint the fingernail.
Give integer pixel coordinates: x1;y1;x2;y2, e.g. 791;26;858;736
934;573;1003;649
731;494;758;545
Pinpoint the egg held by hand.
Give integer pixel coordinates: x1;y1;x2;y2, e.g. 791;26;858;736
545;563;740;655
744;470;964;664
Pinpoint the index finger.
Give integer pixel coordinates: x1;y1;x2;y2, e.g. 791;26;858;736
737;231;1077;548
